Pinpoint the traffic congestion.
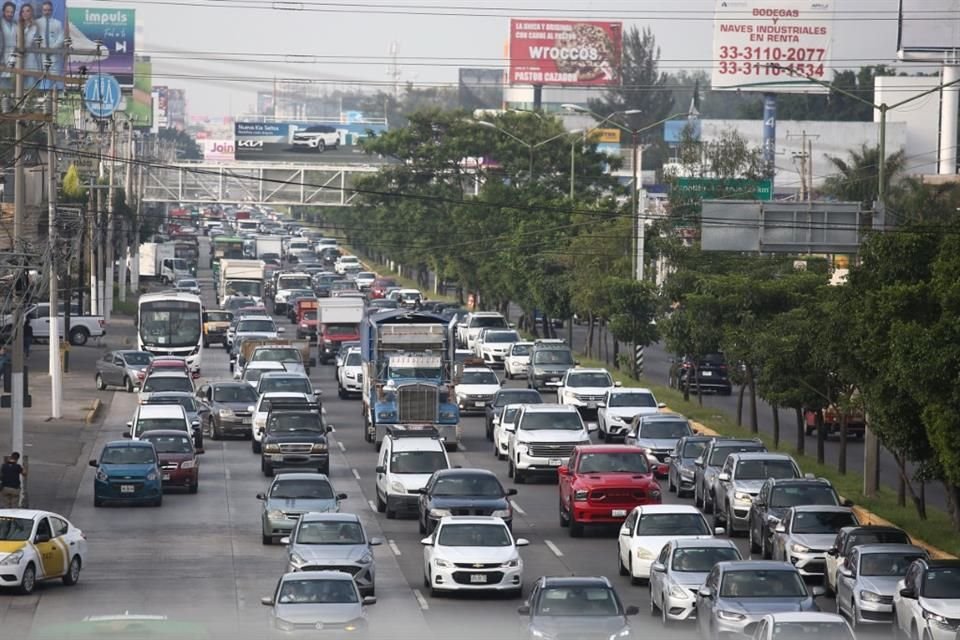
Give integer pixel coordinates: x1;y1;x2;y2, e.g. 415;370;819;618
2;204;959;640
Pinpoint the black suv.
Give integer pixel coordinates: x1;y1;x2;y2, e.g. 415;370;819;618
484;388;543;440
747;476;848;558
672;352;733;396
260;399;332;476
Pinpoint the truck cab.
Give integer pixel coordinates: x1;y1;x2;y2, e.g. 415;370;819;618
317;298;364;364
161;258;192;285
294;299;319;339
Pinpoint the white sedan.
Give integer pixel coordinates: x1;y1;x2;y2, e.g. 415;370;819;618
422;516;527;597
454;367;502;415
0;509;87;594
617;504;721;584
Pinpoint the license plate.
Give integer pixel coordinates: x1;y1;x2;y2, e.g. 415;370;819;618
587;402;597;409
550;377;560;382
470;574;488;584
474;401;486;407
270;454;284;462
242;418;252;424
701;371;713;377
162;474;171;481
612;509;627;517
548;458;562;466
120;485;135;493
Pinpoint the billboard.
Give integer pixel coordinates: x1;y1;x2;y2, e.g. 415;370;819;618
711;0;835;93
166;88;186;130
66;7;135;86
153;85;168;130
202;139;234;162
509;19;622;86
898;0;960;53
126;57;152;127
233;120;388;164
0;1;69;90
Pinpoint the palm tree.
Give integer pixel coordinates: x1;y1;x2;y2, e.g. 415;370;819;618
822;144;906;206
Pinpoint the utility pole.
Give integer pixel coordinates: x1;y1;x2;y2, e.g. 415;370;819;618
46;90;61;418
104;119;116;321
119;120;132;302
10;19;26;455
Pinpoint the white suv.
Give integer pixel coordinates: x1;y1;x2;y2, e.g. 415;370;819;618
458;312;509;350
503;342;533;380
507;404;592;484
375;427;450;519
557;367;618;427
290;125;340;152
334;255;361;274
337;347;363;399
475;329;520;367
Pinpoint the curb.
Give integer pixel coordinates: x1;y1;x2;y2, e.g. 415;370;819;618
84;398;102;425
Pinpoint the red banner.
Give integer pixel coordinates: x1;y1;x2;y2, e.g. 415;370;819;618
510;19;622;87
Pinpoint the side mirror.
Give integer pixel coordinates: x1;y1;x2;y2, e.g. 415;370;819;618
420;537;432;546
657;402;666;409
614;381;622;387
507;488;518;496
838;567;853;578
714;527;726;536
88;459;98;467
125;421;133;428
574;360;581;366
375;465;386;474
256;493;266;500
260;597;274;606
369;537;384;546
899;587;917;599
362;596;377;605
35;533;51;544
842;498;855;507
122;432;132;439
326;426;334;433
587;422;598;432
336;493;348;500
277;327;285;333
516;538;530;547
694;456;705;467
812;586;826;597
826;548;838;557
418;487;428;494
557;466;569;476
698;586;714;599
279;536;290;545
718;472;731;482
651;562;666;573
775;524;786;534
625;605;640;616
517;605;530;615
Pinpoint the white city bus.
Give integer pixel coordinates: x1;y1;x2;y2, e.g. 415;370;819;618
137;291;204;373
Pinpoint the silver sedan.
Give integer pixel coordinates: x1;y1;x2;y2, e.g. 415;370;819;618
835;543;927;628
649;538;742;626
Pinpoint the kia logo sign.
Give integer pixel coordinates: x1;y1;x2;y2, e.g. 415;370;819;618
238;140;264;148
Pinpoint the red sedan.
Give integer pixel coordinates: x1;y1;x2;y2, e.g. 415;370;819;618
139;429;201;494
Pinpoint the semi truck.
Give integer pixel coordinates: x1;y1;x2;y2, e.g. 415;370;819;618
360;310;461;450
317;297;365;364
218;259;265;305
255;236;284;259
138;242;192;284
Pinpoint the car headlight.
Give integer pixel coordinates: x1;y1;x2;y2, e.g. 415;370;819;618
501;558;520;568
649;489;662;500
669;585;691;599
859;590;883;603
608;629;631;640
267;509;286;520
924;609;953;627
264;444;281;454
218;408;234;417
717;610;746;622
95;469;109;482
789;542;810;554
146;471;158;482
390;481;406;494
0;550;23;566
635;547;655;560
311;443;327;452
434;558;453;568
574;490;588;502
429;508;452;518
516;442;529;453
579;439;591;447
180;459;196;469
358;552;373;564
289;552;307;567
609;414;626;423
491;508;512;518
734;491;753;502
531;631;553;640
680;468;695;479
254;418;266;429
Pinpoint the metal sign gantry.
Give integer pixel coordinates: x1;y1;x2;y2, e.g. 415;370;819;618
142;161;383;206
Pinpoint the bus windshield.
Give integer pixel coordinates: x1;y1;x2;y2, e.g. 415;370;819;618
139;300;202;349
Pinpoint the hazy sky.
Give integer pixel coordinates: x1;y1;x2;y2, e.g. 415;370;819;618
112;0;908;118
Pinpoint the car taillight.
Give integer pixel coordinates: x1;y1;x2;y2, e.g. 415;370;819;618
137;371;145;379
99;319;105;327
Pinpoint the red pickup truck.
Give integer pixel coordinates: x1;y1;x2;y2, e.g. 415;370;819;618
558;444;664;538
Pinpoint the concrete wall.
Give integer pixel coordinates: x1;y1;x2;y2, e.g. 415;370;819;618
874;75;942;177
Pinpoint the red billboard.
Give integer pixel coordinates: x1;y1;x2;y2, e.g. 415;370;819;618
510;19;622;86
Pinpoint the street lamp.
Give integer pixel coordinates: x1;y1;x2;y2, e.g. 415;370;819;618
474;119;581;178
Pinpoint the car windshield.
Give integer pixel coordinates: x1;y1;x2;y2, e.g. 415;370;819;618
770;622;854;640
792;511;857;534
709;445;763;467
389;367;441;380
177;280;198;288
358;272;374;279
432;474;503;497
390;450;447;474
121;352;153;366
536;586;622;617
494;391;540;408
244;370;270;383
638;420;691;439
578;452;649;474
213;385;258;403
533;350;574;365
636;513;710;536
608;393;656;408
922;568;960;598
296;521;364;545
253;348;301;364
237;320;275;333
271;480;334;500
205;312;232;323
471;316;507;329
0;517;33;541
719;569;807;598
511;344;531;356
484;331;519;343
735;460;797;480
260;379;311;394
520;412;583;431
142;377;192;393
142;434;193;454
859;553;925;577
502;407;521;423
770;486;840;508
325;324;356;336
345;352;362;366
277;579;358;605
671;546;742;572
101;447;157;465
437;523;512;547
226;298;256;311
268;413;323;433
567;373;612;387
461;371;499;385
137;418;188;432
683;441;709;458
848;530;911;549
303;311;317;321
147;396;196;412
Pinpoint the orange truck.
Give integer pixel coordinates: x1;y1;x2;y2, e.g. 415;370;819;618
295;298;319;340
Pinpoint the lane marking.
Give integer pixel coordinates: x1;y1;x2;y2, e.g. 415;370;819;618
337;441;346;453
458;442;468;452
367;499;377;512
224;468;231;481
545;540;564;557
388;540;402;557
414;589;430;610
512;502;526;516
352;468;361;481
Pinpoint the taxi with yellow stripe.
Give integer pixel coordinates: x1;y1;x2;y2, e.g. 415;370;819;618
0;509;87;595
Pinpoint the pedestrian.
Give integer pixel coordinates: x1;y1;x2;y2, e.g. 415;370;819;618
23;318;32;358
0;452;26;508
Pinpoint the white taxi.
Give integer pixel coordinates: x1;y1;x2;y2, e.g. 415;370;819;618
0;509;87;594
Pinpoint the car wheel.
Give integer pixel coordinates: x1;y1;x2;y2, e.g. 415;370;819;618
749;523;761;554
69;327;89;346
189;483;199;494
418;515;426;534
262;534;272;545
513;466;525;484
375;491;386;513
649;585;659;616
252;439;262;454
385;503;396;519
94;496;103;507
725;505;737;537
203;337;210;348
95;373;106;390
761;533;771;559
485;421;493;441
317;140;326;153
597;428;606;441
559;499;569;528
62;555;81;585
124;376;134;393
618;550;629;576
153;496;163;507
694;485;703;509
668;470;676;493
628;557;643;586
261;460;274;477
18;562;36;595
504;369;511;380
507;459;514;478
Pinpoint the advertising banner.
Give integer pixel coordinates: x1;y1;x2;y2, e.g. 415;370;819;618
0;1;68;90
233;120;387;164
509;19;622;86
153;85;168;130
898;0;960;53
711;0;834;93
126;57;152;127
202;139;234;162
66;7;135;86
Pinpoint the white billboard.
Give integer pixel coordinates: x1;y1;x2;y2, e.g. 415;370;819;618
711;0;835;93
202;139;235;162
898;0;960;54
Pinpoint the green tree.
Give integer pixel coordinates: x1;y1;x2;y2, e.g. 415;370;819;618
822;144;906;205
602;277;659;376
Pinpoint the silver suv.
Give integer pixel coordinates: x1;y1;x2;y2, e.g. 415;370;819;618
770;505;860;579
714;452;801;535
693;438;765;514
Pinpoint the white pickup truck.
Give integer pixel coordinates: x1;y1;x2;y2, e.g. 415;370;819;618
22;303;106;346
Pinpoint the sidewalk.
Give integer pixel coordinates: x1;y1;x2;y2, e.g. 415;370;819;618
1;315;138;517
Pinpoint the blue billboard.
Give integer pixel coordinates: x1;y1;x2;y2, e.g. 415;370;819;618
233;120;388;164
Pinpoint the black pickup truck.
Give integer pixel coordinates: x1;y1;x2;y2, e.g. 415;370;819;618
260;398;332;476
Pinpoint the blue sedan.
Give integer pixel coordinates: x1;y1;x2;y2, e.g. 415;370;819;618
90;440;164;507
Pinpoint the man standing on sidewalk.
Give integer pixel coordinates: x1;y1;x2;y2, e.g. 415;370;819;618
0;452;26;507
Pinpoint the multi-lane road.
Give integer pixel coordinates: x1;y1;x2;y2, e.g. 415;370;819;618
0;254;854;640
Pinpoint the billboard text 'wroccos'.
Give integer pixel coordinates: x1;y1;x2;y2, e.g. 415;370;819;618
509;19;622;87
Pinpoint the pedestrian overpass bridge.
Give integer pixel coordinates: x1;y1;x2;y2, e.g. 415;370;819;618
142;161;383;206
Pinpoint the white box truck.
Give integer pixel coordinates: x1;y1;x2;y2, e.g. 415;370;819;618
255;236;283;259
138;242;189;283
219;259;265;304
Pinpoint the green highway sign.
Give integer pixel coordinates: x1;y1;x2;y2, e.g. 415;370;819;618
675;177;773;201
